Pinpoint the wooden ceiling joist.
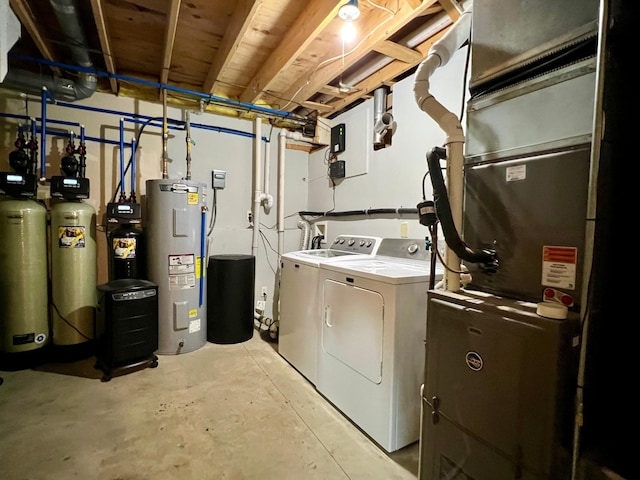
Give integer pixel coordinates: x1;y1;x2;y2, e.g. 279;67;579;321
280;0;441;112
238;0;343;105
9;0;61;76
372;40;423;64
160;0;181;89
203;0;262;95
324;25;450;116
89;0;118;93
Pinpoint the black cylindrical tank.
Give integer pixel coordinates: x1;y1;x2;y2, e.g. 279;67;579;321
108;224;145;280
207;254;255;344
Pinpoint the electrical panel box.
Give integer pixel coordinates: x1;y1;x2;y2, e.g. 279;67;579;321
212;169;226;189
331;123;346;154
329;160;345;179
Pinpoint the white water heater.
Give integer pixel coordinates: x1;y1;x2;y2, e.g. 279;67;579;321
145;179;207;354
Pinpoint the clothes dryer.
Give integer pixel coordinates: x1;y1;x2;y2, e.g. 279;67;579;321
316;238;441;452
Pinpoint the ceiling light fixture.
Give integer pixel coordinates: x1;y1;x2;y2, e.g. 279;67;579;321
339;0;360;42
338;0;360;22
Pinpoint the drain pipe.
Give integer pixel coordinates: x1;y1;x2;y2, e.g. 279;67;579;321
251;117;262;258
261;138;274;214
277;129;314;256
413;6;472;292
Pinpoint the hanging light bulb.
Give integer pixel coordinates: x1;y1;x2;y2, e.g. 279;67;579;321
341;20;357;43
338;0;360;22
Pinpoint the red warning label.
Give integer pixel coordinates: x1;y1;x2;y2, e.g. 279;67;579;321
541;246;578;290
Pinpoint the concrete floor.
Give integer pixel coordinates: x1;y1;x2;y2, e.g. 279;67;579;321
0;331;420;480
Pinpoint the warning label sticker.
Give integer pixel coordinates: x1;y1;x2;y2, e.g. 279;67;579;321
541;246;578;290
58;226;86;248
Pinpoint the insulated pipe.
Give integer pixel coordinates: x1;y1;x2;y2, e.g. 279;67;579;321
413;6;472;291
251;117;262;259
162;89;169;179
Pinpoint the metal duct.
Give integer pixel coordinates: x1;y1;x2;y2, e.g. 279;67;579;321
372;86;395;150
1;0;97;101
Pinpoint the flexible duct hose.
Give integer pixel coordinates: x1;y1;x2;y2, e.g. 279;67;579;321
297;220;312;250
427;146;498;272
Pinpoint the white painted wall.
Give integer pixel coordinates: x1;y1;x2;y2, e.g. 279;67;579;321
0;90;309;319
307;46;469;244
0;44;468;320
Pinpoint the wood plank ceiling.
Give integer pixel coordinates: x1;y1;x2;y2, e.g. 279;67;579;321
6;0;461;129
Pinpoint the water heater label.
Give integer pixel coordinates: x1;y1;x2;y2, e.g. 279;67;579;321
168;254;196;290
189;319;201;333
187;192;198;205
113;237;137;258
541;245;577;290
58;226;86;248
169;254;195;273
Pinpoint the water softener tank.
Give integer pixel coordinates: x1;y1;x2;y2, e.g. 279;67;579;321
145;179;207;354
0;198;49;354
50;199;97;347
109;223;145;280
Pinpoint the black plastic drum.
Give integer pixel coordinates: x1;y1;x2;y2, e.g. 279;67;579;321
207;254;255;344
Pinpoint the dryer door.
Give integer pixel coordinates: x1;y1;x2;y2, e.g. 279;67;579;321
321;278;384;384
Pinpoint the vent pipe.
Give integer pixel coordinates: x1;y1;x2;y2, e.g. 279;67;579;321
372;86;396;150
1;0;97;101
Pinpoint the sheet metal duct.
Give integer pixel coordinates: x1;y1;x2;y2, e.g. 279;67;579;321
1;0;97;101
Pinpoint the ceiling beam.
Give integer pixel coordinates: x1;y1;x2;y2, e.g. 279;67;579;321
89;0;117;93
160;0;181;87
323;25;450;116
279;0;441;112
9;0;61;75
239;0;343;105
372;40;423;64
438;0;462;21
203;0;262;95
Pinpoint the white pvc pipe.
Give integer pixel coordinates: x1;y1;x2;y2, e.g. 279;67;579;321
276;129;314;257
252;117;262;258
412;6;472;292
277;129;287;256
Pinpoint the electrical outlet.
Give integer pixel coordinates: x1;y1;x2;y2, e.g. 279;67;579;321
261;286;268;297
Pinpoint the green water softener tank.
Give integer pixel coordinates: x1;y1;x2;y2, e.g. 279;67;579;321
50;199;97;347
0;198;49;353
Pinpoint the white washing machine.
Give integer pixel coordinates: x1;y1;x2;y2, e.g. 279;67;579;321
316;238;442;452
279;235;381;385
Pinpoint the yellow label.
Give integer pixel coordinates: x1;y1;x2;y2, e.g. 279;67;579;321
196;257;201;278
188;192;198;205
189;309;197;318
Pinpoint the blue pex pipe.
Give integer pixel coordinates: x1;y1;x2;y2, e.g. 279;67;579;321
13;54;304;122
200;208;206;307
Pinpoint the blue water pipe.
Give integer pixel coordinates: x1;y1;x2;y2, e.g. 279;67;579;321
200;208;206;306
131;138;136;198
13;53;304;122
119;118;125;200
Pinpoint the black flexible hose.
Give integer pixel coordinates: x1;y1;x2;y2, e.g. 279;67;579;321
298;207;417;217
426;146;498;272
